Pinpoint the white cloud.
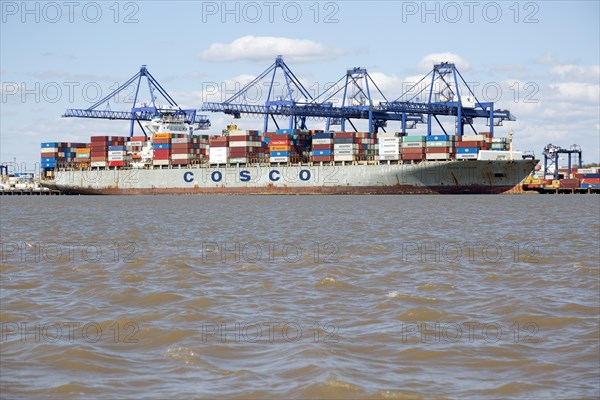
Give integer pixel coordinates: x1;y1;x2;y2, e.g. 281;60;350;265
198;35;344;63
549;64;600;80
418;52;470;72
549;82;600;103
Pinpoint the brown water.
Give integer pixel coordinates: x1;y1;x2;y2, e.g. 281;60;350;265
1;195;599;399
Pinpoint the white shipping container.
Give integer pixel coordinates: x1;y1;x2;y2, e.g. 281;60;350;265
312;138;333;145
379;149;401;155
334;149;358;155
402;142;425;148
461;135;485;141
171;154;192;160
456;153;478;160
153;159;170;165
171;138;190;144
377;131;403;138
491;137;508;143
477;150;523;161
90;161;107;167
128;141;144;147
379;137;401;144
578;167;600;174
270;156;289;163
334;155;355;161
334;143;357;150
426;141;454;147
209;157;228;164
210;147;229;156
228;129;250;136
378;154;401;160
426;153;453;160
108;155;127;161
108;151;126;156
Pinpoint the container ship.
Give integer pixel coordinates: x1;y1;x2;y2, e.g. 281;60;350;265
40;118;537;195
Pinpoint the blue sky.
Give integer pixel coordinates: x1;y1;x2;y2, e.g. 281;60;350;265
1;1;599;170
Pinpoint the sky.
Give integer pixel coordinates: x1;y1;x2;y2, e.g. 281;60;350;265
1;0;599;173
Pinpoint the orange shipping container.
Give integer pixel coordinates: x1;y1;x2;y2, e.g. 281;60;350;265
270;145;291;151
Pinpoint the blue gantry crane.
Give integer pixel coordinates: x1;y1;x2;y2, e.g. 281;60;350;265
201;56;423;134
63;65;210;136
201;58;514;136
378;62;515;136
542;144;583;179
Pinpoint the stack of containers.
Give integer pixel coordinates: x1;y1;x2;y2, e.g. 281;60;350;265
377;132;402;161
127;135;149;162
311;132;334;162
90;136;127;167
228;129;263;163
333;132;356;162
580;168;600;189
40;142;62;170
209;136;229;164
455;134;488;160
354;132;376;160
426;134;455;161
108;143;129;167
490;137;509;151
269;129;294;163
193;135;210;163
171;135;192;166
401;135;426;161
75;146;91;168
152;133;172;166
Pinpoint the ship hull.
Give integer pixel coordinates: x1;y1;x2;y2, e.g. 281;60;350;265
43;159;538;195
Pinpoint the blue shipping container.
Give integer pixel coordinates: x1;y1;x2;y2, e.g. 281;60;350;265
334;138;354;144
41;142;60;148
313;150;332;156
108;145;126;151
276;129;296;134
312;132;333;139
456;147;479;154
153;144;171;149
583;173;600;179
426;135;451;142
41;158;58;163
270;151;289;157
581;183;600;189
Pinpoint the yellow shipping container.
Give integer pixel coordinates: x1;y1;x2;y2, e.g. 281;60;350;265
270;145;291;151
76;148;91;154
153;133;171;139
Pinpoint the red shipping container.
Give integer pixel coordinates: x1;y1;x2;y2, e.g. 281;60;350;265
229;135;253;141
402;148;426;154
90;136;110;142
312;156;333;162
131;136;148;141
108;161;126;167
312;144;333;150
40;152;59;158
171;148;191;155
273;133;291;139
153;138;171;144
402;153;425;160
153;149;170;159
582;178;600;184
426;147;454;153
171;143;191;150
270;139;291;146
334;132;354;138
